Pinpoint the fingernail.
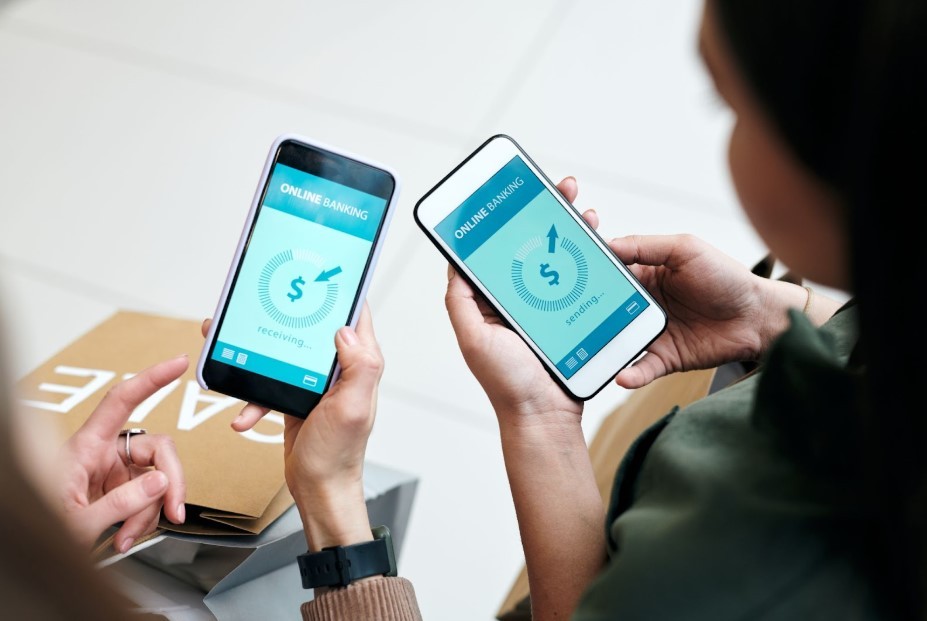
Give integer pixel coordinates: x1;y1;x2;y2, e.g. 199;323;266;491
340;326;359;346
120;538;135;554
177;503;186;523
176;353;189;359
143;471;168;496
233;413;244;426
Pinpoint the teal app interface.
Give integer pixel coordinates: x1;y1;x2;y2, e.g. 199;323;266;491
212;163;387;393
436;156;648;379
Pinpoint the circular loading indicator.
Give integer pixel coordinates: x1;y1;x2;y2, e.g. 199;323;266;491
511;236;588;312
258;249;339;329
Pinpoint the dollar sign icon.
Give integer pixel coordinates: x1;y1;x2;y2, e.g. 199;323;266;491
287;276;305;302
539;263;560;286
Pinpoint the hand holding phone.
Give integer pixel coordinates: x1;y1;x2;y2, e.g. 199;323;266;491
198;135;399;418
443;177;602;421
416;135;665;401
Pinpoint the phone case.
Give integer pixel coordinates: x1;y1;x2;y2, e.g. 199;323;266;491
196;133;400;396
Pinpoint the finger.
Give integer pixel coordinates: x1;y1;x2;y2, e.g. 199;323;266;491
121;434;186;524
80;356;189;440
608;234;698;268
230;403;271;432
201;318;212;339
445;263;491;351
581;209;599;230
112;496;163;553
79;471;168;546
331;321;384;419
614;352;669;389
556;176;578;203
353;303;378;346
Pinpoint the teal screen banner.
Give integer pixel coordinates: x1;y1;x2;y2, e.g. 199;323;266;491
436;156;648;379
212;163;387;393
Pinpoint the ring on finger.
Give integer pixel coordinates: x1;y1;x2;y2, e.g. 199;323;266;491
118;428;148;466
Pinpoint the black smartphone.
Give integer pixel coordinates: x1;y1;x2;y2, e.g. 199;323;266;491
198;134;399;417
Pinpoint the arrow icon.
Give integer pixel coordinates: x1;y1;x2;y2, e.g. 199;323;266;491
314;266;343;282
547;225;558;254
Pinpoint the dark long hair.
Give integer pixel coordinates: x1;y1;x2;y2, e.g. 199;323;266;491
714;0;927;616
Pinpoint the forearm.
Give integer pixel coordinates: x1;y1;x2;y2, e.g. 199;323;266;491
500;416;606;621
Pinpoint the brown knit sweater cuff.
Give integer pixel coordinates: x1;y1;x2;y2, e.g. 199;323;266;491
301;576;422;621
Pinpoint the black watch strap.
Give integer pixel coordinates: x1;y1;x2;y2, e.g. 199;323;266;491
297;525;397;589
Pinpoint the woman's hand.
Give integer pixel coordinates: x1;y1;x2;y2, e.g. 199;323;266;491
57;356;188;552
608;234;810;388
445;177;611;619
444;177;594;430
202;305;383;551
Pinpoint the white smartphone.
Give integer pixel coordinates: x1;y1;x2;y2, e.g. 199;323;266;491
414;135;665;400
198;134;400;418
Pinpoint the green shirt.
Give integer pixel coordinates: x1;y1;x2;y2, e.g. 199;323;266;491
575;306;881;619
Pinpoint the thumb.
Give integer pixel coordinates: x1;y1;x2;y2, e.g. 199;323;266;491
607;234;687;268
330;322;383;415
444;265;486;348
77;471;168;545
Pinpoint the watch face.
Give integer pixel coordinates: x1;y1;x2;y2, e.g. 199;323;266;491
372;525;398;578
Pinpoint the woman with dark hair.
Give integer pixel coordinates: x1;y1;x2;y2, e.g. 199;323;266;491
264;0;925;619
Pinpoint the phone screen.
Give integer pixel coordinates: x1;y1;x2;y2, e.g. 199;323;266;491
210;157;389;394
435;155;648;379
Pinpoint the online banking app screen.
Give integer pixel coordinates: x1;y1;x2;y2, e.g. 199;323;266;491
212;163;387;393
435;156;648;379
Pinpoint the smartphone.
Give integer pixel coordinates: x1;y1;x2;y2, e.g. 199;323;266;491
198;134;399;417
414;135;665;400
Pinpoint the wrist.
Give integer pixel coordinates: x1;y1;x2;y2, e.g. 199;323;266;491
291;482;372;551
498;410;587;451
491;392;583;430
755;278;809;354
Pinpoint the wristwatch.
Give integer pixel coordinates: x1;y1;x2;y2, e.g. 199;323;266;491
297;525;397;589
